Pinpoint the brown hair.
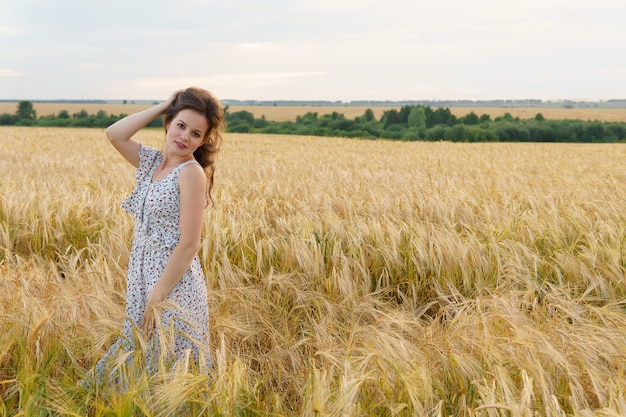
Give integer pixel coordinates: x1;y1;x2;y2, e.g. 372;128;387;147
163;87;225;206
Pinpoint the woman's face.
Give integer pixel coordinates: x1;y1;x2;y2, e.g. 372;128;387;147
165;108;209;157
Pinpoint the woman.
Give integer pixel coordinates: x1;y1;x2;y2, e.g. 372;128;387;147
83;87;224;386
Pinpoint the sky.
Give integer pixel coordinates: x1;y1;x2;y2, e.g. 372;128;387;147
1;0;625;102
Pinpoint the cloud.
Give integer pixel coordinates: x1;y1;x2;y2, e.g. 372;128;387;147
133;71;327;92
0;26;25;36
297;0;380;10
238;42;277;50
1;0;625;100
0;69;24;77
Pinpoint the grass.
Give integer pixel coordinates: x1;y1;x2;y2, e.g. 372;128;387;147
1;126;626;415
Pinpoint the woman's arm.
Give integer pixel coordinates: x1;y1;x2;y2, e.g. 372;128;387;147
105;90;181;167
141;163;207;336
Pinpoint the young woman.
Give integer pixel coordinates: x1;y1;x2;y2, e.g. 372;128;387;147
82;87;225;386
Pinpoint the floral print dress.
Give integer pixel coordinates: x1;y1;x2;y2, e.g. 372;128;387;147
85;144;211;385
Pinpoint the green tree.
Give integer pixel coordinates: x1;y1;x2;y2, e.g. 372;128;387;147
73;109;89;119
462;111;480;125
296;112;318;124
495;112;517;122
495;123;530;142
226;110;255;133
381;109;401;128
408;106;426;128
16;100;36;120
427;107;456;127
0;113;17;125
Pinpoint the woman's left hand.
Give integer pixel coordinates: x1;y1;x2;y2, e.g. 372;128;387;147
141;299;158;339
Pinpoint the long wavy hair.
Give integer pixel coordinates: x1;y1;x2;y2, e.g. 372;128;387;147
162;87;225;206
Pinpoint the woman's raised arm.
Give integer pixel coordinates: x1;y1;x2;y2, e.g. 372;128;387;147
105;90;181;167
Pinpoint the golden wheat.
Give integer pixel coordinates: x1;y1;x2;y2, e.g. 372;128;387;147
1;126;626;415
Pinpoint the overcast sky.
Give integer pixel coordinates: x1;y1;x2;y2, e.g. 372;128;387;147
1;0;625;101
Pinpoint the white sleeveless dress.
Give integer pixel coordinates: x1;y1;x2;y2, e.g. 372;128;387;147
85;144;211;385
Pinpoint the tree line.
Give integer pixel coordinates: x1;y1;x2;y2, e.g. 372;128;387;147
2;100;626;143
0;101;161;128
226;106;626;143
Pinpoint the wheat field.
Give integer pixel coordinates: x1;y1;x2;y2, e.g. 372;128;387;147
1;126;626;416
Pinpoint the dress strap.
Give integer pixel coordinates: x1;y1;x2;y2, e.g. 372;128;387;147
177;159;201;170
171;160;201;177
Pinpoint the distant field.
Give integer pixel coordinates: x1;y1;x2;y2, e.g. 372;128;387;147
2;101;626;122
0;102;151;117
450;107;626;123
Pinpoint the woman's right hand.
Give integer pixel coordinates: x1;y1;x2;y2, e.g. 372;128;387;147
164;89;185;108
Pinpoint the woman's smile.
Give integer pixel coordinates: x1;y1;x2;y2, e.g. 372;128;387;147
165;109;208;155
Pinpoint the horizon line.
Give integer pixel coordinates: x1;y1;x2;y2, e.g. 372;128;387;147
1;98;626;104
